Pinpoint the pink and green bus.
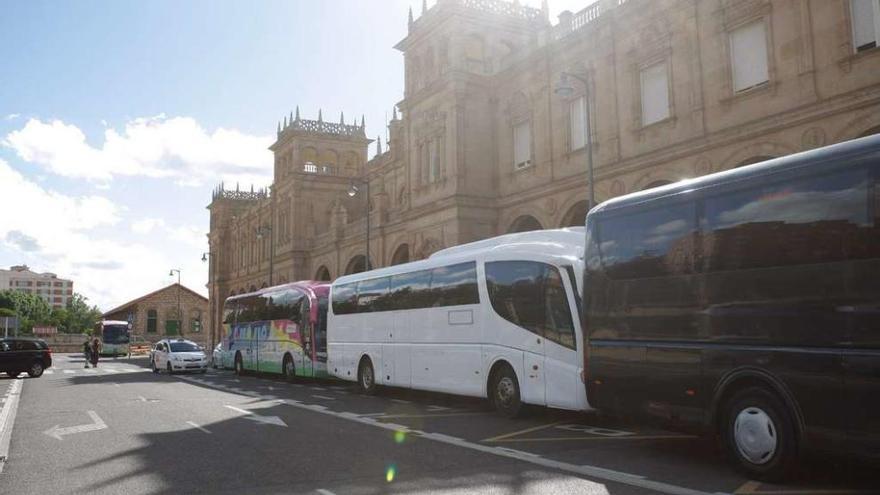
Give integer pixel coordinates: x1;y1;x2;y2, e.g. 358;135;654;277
221;281;330;379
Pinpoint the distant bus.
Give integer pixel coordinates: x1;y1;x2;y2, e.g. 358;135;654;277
582;134;880;480
95;320;131;357
328;228;588;417
222;281;330;379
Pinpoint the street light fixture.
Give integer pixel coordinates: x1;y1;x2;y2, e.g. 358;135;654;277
554;70;595;211
348;177;370;273
169;268;181;337
255;225;274;286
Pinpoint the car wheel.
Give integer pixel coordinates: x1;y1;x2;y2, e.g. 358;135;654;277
723;386;797;482
27;361;44;378
357;357;377;395
6;371;20;378
492;365;523;418
166;362;173;375
283;355;296;383
234;353;243;375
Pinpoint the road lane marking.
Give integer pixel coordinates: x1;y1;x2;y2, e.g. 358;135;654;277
186;421;211;434
482;421;562;442
0;380;23;471
316;490;336;495
43;410;107;440
44;370;53;375
223;405;287;427
180;376;716;495
375;412;487;419
312;395;335;400
63;370;76;374
390;399;411;404
489;434;698;443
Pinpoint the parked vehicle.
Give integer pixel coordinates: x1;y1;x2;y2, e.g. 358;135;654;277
222;281;330;380
582;134;880;480
212;342;228;369
328;228;588;417
0;338;52;378
150;338;207;374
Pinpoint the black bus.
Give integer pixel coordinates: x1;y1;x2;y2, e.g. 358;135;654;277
583;134;880;480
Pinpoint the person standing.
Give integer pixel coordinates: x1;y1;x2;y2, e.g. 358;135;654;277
83;339;92;368
90;337;101;368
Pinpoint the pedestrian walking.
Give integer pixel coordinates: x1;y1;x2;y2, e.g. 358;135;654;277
83;339;91;368
90;337;101;368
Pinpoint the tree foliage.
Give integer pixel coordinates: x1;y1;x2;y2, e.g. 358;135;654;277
0;290;101;334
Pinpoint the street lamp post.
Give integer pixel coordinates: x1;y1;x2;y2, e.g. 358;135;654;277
554;71;596;210
348;177;371;272
201;251;214;352
255;226;274;286
168;269;181;337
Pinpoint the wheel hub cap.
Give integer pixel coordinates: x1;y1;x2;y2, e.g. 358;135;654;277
363;367;373;387
497;377;515;406
734;406;778;465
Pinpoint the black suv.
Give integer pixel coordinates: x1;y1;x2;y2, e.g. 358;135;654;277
0;338;52;378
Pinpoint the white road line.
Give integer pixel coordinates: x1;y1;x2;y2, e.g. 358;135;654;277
186;421;211;434
390;399;411;404
63;370;76;374
310;387;326;391
311;395;335;400
224;405;252;416
44;370;53;375
178;375;717;495
0;380;23;472
316;489;336;495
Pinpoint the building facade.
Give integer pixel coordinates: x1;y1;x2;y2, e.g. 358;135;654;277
102;284;209;347
206;0;880;347
0;265;74;308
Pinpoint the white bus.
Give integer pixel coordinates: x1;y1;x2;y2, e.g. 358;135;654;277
328;228;589;417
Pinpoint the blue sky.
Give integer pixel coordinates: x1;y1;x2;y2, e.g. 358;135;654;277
0;0;588;310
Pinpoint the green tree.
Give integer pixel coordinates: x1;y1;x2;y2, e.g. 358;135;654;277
0;289;52;334
64;293;102;334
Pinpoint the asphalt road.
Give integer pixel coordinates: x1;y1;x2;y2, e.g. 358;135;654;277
0;354;876;495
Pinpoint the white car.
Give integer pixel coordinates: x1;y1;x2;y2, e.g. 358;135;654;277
151;338;208;374
212;342;230;369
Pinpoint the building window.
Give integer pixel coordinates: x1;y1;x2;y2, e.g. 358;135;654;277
640;62;670;126
513;120;531;169
569;96;586;151
420;136;444;184
851;0;880;52
729;20;769;92
147;309;157;333
191;310;202;333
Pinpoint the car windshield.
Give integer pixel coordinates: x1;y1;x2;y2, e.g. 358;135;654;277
169;342;201;352
102;325;129;344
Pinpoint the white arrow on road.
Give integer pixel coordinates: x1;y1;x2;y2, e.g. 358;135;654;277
43;410;107;440
224;405;287;427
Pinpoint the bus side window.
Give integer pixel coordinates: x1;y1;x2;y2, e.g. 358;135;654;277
430;262;479;307
332;283;358;315
485;261;546;337
390;270;432;310
543;267;576;349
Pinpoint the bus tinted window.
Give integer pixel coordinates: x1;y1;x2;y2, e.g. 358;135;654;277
703;168;877;271
544;268;576;349
332;283;358;315
357;277;391;312
268;289;303;320
389;269;432;310
429;262;479;306
222;302;237;324
237;295;268;323
598;203;696;279
486;261;550;338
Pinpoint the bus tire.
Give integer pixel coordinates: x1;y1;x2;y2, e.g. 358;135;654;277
357;357;377;395
234;353;244;376
491;365;523;418
722;386;797;482
283;354;296;383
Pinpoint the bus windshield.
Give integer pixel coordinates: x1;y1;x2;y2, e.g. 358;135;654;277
102;325;130;344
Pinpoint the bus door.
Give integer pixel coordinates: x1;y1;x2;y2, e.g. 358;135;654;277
541;266;583;410
299;296;314;377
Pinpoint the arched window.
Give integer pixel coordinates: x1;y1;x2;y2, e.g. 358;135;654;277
146;309;157;333
560;201;589;228
344;255;370;275
190;309;202;333
314;265;331;281
508;215;543;234
391;244;410;265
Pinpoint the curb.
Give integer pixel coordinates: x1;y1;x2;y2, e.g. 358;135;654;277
0;379;23;474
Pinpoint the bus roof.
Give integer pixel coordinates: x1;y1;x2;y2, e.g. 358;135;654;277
590;133;880;217
333;227;585;286
226;280;330;302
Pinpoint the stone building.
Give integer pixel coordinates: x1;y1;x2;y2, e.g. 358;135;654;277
206;0;880;346
102;284;209;347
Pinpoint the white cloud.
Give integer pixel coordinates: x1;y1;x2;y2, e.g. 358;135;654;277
4;115;273;187
131;218;206;250
0;159;206;309
5;113;20;121
131;218;166;234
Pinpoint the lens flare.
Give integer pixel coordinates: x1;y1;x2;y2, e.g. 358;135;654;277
385;464;397;482
394;430;406;444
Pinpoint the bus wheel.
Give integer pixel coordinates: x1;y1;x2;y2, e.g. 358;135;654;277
283;355;296;383
234;353;244;376
722;387;797;482
357;358;377;395
492;365;523;418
